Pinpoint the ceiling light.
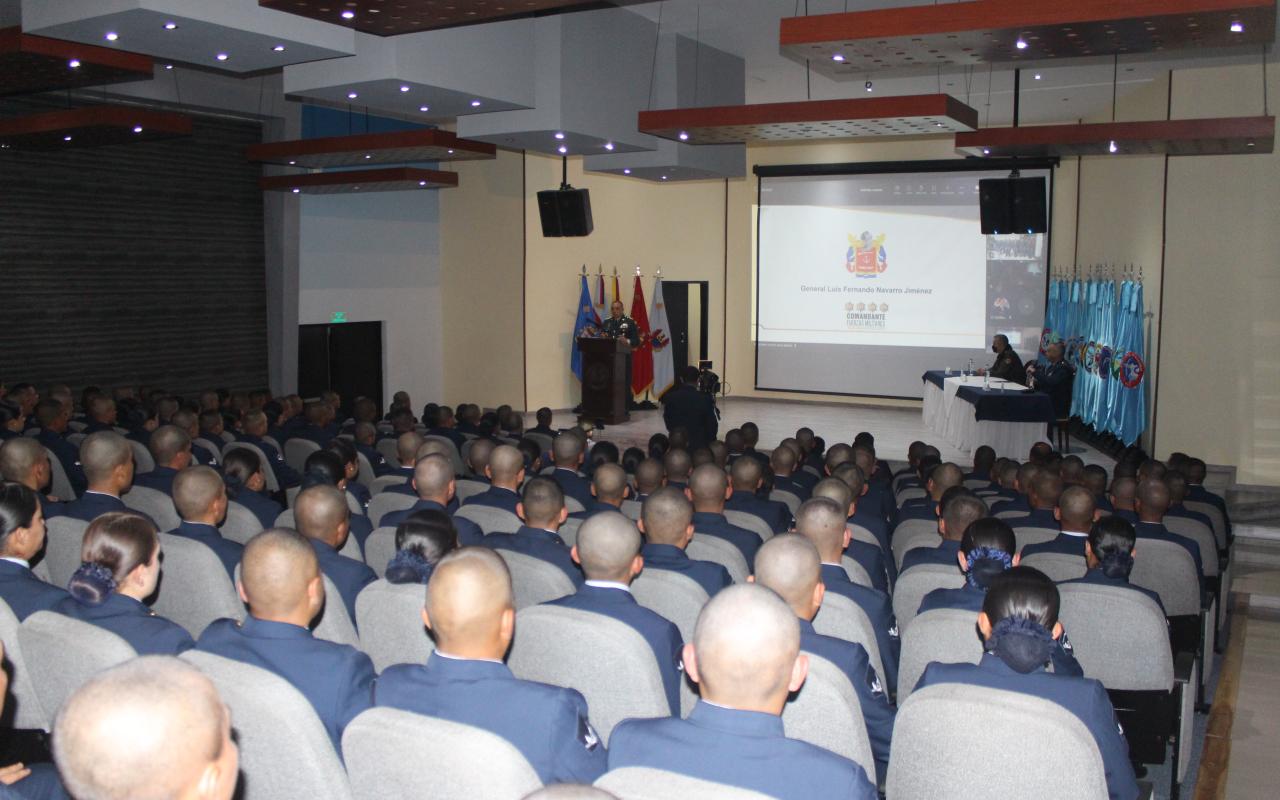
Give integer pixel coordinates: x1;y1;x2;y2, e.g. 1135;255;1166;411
1015;38;1028;49
104;32;119;42
1247;140;1256;148
292;188;300;193
419;106;430;112
341;10;356;20
554;132;565;140
447;149;454;154
364;154;372;159
399;85;410;92
832;54;845;62
1034;73;1042;80
470;100;482;107
934;122;944;127
63;135;73;142
865;80;873;92
678;131;689;141
1108;140;1118;153
132;125;143;133
661;175;668;181
623;169;631;174
163;22;178;30
68;59;81;69
558;145;568;154
982;148;991;155
288;160;296;165
604;142;614;151
1230;21;1244;33
273;44;286;52
215;53;229;61
164;64;173;70
347;92;358;99
419;180;427;186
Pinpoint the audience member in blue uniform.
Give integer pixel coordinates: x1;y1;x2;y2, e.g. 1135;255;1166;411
199;408;231;448
662;448;693;493
463;444;526;515
55;511;194;655
768;445;810;502
0;403;25;443
424;405;467;452
1163;470;1216;535
237;410;300;489
0;482;69;619
289;401;341;449
571;462;631;520
326;438;371;512
1063;515;1166;612
637;487;731;598
172;409;219;469
56;432;156;526
1020;485;1099;560
810;477;889;593
79;395;119;435
795;496;900;696
687;464;761;569
378;454;483;546
352;422;394;477
1133;478;1204;581
724;457;791;533
753;533;895;783
376;546;607;784
547;434;594;510
293;484;376;624
54;657;240;800
382;432;427;497
197;527;375;754
299;450;373;553
631;457;666;505
0;438;61;515
33;398;86;497
487;477;583;588
916;567;1139;800
220;448;284;532
963;444;998;487
132;424;192;496
170;466;243;580
896;462;964;523
608;583;877;799
899;493;988;574
463;438;495;485
1006;471;1066;535
1184;457;1230;541
384;510;458;584
547;511;684;715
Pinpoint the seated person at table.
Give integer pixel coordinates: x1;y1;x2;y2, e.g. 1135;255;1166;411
197;528;374;755
976;333;1025;384
463;445;526;515
56;511;194;655
607;583;877;799
752;534;895;783
487;477;583;587
0;481;69;619
1020;485;1099;560
375;547;607;784
221;448;284;532
385;510;458;585
916;567;1138;800
1063;515;1165;613
899;492;987;573
1027;341;1075;418
54;657;240;800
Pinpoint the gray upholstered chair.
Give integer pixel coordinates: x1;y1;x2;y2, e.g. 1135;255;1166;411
508;606;668;743
43;515;89;589
888;683;1110;800
812;594;885;688
182;651;354;800
782;653;874;771
619;499;642;520
1058;583;1173;691
0;599;49;730
284;439;321;476
493;550;575;610
122;485;180;531
558;517;583;549
687;535;748;584
363;527;397;579
891;521;941;568
1182;501;1227;551
220;501;265;546
368;493;416;527
1129;539;1201;618
153;532;244;638
1020;551;1087;583
375;439;400;467
724;510;772;543
892;564;963;632
595;768;774;800
1013;526;1061;549
456;504;522;535
19;611;136;722
369;474;405;496
454;479;489;502
897;608;983;700
422;435;465;475
354;580;433;672
841;555;874;589
343;707;541;800
632;569;708;643
43;447;76;502
1161;516;1219;577
312;574;361;649
563;495;587;514
770;489;801;515
127;439;155;474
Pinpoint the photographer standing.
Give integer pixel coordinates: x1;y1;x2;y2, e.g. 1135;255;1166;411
662;365;718;449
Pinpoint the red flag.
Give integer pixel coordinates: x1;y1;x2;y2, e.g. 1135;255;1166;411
630;276;654;396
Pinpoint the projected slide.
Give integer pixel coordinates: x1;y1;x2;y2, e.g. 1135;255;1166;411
755;168;1050;398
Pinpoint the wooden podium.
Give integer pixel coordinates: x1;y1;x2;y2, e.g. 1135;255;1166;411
578;336;630;424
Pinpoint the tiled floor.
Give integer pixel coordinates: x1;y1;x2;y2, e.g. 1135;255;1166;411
1226;604;1280;799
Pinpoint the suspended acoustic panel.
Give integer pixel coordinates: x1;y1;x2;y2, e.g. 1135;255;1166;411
0;105;192;151
781;0;1277;76
0;26;153;97
260;167;458;194
259;0;644;36
638;95;979;145
245;128;495;168
955;116;1275;156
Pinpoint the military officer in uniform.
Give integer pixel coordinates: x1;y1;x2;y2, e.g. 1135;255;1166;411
1028;342;1075;419
978;333;1025;384
602;300;639;409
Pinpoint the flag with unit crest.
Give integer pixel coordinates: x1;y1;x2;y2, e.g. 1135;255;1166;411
649;278;675;397
629;276;653;396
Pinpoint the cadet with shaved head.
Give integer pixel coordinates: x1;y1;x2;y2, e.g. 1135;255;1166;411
899;491;988;574
55;656;239;800
686;464;761;569
811;477;889;593
465;437;496;485
487;476;583;587
795;496;900;694
56;431;156;525
379;453;482;545
572;462;630;519
545;511;684;715
236;409;301;489
990;462;1041;517
633;457;665;502
132;424;192;496
897;461;965;523
1109;476;1139;522
463;444;526;515
196;528;375;754
169;466;242;579
637;486;731;597
607;583;876;798
550;433;594;509
751;534;895;782
34;396;86;496
662;448;693;491
294;484;376;622
0;438;60;513
769;441;811;502
724;456;791;534
1020;485;1099;560
1006;471;1065;536
376;547;607;783
1135;477;1205;582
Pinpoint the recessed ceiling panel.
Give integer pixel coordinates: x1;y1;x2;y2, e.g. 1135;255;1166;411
0;26;153;97
246;128;495;168
955;116;1274;156
782;0;1277;76
259;0;644;36
638;95;979;145
261;166;458;193
0;105;191;150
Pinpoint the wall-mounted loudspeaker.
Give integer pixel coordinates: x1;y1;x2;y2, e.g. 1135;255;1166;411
537;188;594;237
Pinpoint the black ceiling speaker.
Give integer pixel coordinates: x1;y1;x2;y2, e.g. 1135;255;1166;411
537;154;593;237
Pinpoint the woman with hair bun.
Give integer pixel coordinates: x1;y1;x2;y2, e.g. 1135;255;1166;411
0;481;69;619
384;510;458;585
1063;515;1165;613
221;448;283;531
53;511;194;655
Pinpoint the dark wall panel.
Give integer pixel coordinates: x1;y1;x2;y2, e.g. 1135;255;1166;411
0;105;267;398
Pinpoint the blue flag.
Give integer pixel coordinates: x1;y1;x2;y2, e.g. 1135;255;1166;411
571;275;602;381
1113;283;1147;445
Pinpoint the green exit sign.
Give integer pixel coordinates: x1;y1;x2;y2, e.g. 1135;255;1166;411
331;311;348;323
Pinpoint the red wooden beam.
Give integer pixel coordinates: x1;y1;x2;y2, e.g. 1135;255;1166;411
260;167;459;194
0;26;154;97
954;116;1274;156
245;128;494;168
0;106;191;150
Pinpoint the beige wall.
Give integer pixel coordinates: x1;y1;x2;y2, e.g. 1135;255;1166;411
439;63;1279;484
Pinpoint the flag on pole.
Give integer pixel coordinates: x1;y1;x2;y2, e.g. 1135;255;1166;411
1113;281;1147;445
650;277;675;397
629;276;653;396
611;273;621;307
594;272;606;319
571;275;602;381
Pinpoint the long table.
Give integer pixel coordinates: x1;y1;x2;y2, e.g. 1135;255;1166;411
921;370;1055;458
